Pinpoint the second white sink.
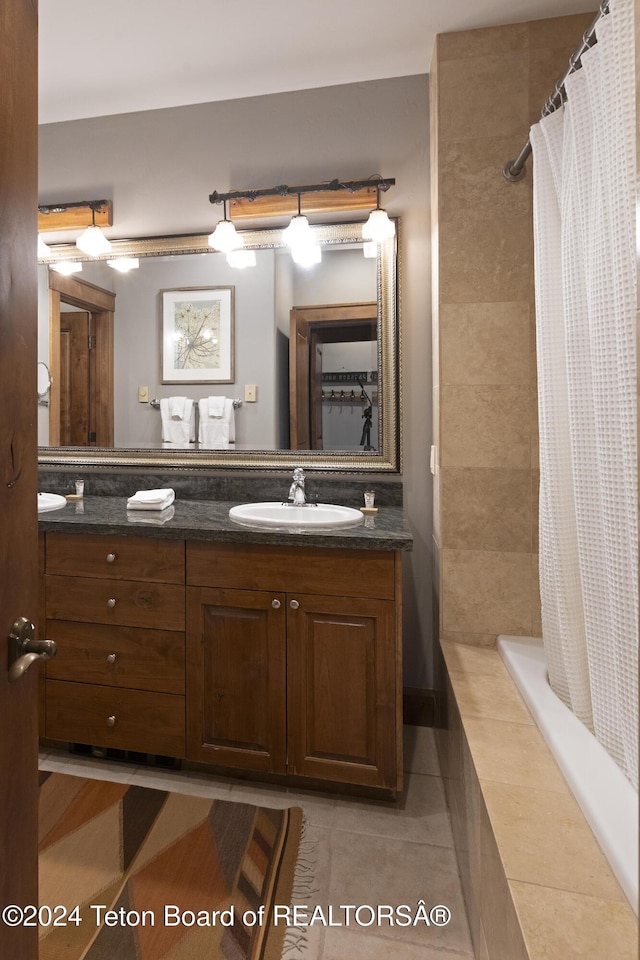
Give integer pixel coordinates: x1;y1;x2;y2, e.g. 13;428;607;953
38;492;67;513
229;501;364;529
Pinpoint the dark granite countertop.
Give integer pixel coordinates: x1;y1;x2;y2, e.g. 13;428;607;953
38;497;413;551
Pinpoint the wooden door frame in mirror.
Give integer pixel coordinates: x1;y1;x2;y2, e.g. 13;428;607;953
38;221;400;473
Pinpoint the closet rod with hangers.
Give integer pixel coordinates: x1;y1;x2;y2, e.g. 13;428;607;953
503;0;610;182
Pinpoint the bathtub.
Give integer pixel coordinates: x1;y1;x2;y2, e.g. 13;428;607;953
497;635;638;916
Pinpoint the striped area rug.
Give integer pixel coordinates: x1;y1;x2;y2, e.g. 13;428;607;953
38;772;303;960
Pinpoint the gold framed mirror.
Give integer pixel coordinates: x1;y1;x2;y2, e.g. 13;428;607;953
38;221;400;472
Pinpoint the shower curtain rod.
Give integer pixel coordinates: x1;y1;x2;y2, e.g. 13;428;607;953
503;0;610;182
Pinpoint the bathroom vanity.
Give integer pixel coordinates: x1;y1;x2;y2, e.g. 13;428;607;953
38;497;411;797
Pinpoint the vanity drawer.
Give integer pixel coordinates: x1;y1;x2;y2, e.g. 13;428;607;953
45;575;185;630
45;533;185;583
45;620;185;694
45;680;185;757
186;541;396;600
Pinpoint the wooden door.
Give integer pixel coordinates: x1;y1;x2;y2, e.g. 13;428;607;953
186;587;287;773
48;273;115;447
59;311;90;445
0;1;39;958
287;594;397;789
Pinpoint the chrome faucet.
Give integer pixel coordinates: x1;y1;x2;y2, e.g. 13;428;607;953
288;467;306;505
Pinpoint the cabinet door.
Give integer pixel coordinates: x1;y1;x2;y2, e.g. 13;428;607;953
287;594;397;789
186;587;286;773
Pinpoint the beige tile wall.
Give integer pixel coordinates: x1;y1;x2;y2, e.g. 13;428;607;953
431;12;594;649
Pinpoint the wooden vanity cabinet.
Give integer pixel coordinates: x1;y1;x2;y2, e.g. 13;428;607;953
41;532;403;795
186;542;402;794
42;532;187;757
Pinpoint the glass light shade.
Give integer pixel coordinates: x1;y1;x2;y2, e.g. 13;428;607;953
291;242;322;267
226;249;256;268
51;261;83;275
208;219;243;253
362;208;395;242
282;214;312;248
363;241;378;258
107;257;140;272
75;224;112;256
37;236;51;257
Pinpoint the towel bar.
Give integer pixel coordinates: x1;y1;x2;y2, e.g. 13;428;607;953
150;398;243;409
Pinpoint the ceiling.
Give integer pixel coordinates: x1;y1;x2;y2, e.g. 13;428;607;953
39;0;596;125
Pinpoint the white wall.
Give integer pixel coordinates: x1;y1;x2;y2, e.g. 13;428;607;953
38;74;434;688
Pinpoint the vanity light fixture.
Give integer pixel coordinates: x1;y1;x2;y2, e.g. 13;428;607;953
363;241;378;258
362;183;395;243
208;199;243;253
209;177;395;262
73;202;112;256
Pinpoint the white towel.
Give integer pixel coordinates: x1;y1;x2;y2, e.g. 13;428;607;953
160;398;195;444
198;397;236;449
208;396;226;418
127;505;175;525
127;488;175;511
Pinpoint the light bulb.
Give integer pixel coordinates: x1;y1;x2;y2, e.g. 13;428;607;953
107;257;139;272
362;208;395;242
76;224;112;256
208;219;243;253
291;242;321;267
226;249;256;268
37;236;51;257
51;261;83;275
283;214;312;248
363;241;378;258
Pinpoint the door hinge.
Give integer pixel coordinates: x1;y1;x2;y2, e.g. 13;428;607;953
88;334;97;350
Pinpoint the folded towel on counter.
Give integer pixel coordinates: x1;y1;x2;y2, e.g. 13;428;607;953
126;488;176;511
198;397;236;449
160;398;195;444
127;505;175;525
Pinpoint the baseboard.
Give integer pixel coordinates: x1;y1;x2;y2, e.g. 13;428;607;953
402;687;445;727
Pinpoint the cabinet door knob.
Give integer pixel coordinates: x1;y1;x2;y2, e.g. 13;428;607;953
106;715;116;727
106;553;116;563
271;599;281;609
289;599;299;610
107;598;117;608
106;653;116;664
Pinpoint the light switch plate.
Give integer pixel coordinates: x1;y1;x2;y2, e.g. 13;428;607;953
244;384;257;402
138;385;149;403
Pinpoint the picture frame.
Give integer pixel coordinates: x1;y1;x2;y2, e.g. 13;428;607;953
161;286;235;383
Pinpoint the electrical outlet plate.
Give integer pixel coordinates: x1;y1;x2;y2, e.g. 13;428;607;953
244;384;257;402
138;385;149;403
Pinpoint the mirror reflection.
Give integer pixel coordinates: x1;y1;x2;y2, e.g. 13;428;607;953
37;223;399;471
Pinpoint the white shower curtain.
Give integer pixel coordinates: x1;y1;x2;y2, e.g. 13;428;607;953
531;0;638;790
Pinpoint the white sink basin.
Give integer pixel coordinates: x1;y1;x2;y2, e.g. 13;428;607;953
38;492;67;513
229;501;364;530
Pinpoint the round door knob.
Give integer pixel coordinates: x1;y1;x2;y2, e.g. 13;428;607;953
106;715;116;727
106;653;116;664
107;598;117;608
271;599;281;609
106;553;116;563
289;599;299;610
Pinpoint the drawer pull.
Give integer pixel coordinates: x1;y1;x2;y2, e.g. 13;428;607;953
106;715;116;727
271;599;281;609
106;653;117;664
107;598;117;608
106;553;117;563
289;599;299;610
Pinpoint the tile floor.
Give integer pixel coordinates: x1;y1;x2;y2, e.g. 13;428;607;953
39;726;475;959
